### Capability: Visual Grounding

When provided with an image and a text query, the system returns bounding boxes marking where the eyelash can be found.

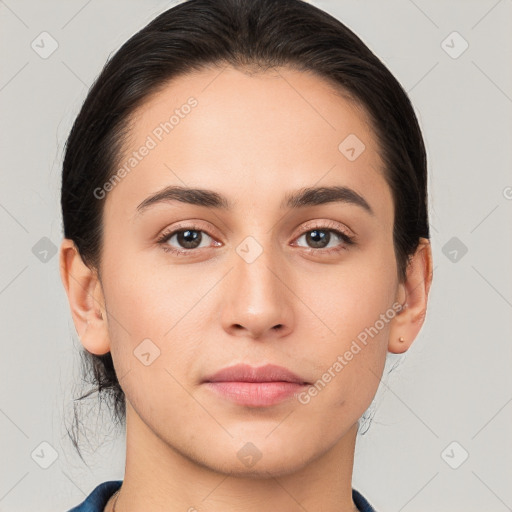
[155,221,356,256]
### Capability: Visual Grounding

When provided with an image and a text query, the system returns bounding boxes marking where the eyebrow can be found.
[135,184,374,216]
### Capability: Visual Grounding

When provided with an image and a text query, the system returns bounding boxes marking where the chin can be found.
[192,435,318,479]
[210,454,314,479]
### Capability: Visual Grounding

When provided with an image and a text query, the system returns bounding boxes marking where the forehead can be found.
[104,65,392,225]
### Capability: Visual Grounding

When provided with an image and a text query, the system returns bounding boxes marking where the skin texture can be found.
[60,65,433,512]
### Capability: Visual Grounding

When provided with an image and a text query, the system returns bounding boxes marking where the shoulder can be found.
[353,488,378,512]
[67,480,123,512]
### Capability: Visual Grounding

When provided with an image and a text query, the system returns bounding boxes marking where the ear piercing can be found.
[399,337,405,342]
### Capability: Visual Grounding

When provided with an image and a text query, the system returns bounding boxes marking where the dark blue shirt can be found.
[67,480,377,511]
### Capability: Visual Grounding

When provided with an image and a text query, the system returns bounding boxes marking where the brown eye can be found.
[172,229,204,249]
[156,225,218,255]
[304,229,332,249]
[293,222,356,255]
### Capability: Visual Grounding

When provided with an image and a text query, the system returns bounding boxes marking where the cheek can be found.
[297,249,397,345]
[101,257,201,419]
[101,251,211,398]
[102,249,196,339]
[292,251,395,407]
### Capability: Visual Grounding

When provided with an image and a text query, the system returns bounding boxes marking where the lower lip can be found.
[204,381,307,407]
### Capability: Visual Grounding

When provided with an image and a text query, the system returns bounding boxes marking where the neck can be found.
[114,401,360,512]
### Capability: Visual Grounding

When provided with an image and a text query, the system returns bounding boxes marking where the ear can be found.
[388,238,433,354]
[59,238,110,355]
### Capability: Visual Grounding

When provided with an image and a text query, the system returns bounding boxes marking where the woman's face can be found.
[98,65,406,475]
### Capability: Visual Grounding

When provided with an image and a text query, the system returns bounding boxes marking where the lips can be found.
[203,363,309,385]
[202,364,310,407]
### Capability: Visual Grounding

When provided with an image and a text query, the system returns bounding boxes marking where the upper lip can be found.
[203,363,308,384]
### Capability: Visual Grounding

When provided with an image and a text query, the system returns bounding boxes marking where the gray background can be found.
[1,0,511,511]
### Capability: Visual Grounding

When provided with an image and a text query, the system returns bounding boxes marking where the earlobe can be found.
[388,238,433,354]
[59,238,111,355]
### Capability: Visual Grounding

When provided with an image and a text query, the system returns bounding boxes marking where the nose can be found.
[220,241,294,340]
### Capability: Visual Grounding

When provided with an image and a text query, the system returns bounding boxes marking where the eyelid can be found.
[156,220,219,240]
[294,219,355,239]
[156,218,356,255]
[157,219,353,242]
